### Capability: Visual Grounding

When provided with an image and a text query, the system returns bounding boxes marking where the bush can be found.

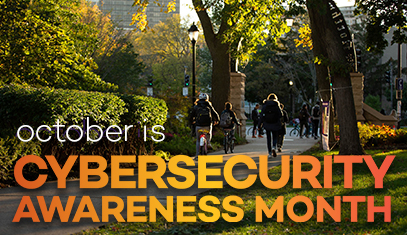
[358,123,395,147]
[0,136,41,184]
[364,94,381,111]
[156,134,195,156]
[357,122,407,148]
[0,84,126,131]
[0,85,168,185]
[119,94,167,127]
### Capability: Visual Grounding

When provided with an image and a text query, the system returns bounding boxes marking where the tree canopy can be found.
[0,0,115,91]
[193,0,293,62]
[78,0,145,93]
[132,14,211,96]
[355,0,407,53]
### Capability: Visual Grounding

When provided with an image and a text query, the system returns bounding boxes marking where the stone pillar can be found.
[230,72,247,138]
[350,72,365,122]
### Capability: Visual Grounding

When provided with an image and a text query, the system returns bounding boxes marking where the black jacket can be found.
[299,108,310,123]
[279,109,289,135]
[191,100,219,126]
[252,108,259,122]
[260,100,283,132]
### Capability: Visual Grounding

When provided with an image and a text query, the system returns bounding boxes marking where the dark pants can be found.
[277,134,285,149]
[312,119,319,137]
[300,121,309,137]
[266,130,279,153]
[258,122,264,135]
[252,120,258,136]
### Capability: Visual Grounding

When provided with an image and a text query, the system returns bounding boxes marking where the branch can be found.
[192,0,216,50]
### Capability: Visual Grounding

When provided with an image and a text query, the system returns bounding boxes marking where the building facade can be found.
[339,5,406,114]
[339,6,406,70]
[91,0,180,29]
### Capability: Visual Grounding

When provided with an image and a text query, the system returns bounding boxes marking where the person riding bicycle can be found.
[190,93,219,159]
[219,102,241,140]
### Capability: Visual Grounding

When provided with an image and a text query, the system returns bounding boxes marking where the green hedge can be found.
[0,84,126,131]
[0,84,168,185]
[119,94,167,126]
[0,136,41,183]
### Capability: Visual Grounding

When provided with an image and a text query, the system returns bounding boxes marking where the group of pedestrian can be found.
[251,95,321,158]
[190,92,321,160]
[298,102,320,139]
[190,93,241,159]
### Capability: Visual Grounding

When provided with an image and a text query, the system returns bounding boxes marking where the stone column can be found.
[230,72,247,138]
[350,72,365,122]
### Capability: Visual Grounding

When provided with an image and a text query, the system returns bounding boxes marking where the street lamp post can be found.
[188,23,199,107]
[289,80,294,119]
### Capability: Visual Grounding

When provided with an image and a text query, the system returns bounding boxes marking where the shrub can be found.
[0,84,126,131]
[156,134,195,156]
[156,93,191,136]
[364,94,381,111]
[119,94,167,127]
[0,136,41,184]
[358,123,395,147]
[334,123,407,149]
[0,85,168,182]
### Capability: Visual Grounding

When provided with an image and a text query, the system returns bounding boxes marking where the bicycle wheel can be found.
[290,128,299,136]
[224,136,229,154]
[246,127,253,136]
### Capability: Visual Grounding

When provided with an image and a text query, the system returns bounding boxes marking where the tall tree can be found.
[130,0,290,111]
[191,0,290,112]
[77,0,145,93]
[0,0,114,91]
[306,0,365,154]
[132,14,211,96]
[243,25,317,113]
[295,22,336,144]
[354,0,407,53]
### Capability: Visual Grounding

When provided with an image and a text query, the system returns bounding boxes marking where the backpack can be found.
[298,109,305,121]
[263,103,281,123]
[219,110,232,127]
[312,106,320,118]
[195,105,212,126]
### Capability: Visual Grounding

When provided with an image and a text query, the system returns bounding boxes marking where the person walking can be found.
[251,104,263,138]
[277,103,289,152]
[299,104,310,138]
[260,93,283,158]
[311,101,320,139]
[190,93,219,159]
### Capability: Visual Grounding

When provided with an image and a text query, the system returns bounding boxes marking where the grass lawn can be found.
[79,149,407,234]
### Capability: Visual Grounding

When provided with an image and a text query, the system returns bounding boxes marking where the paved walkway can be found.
[0,128,318,235]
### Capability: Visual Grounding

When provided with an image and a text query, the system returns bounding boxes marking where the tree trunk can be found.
[193,0,231,113]
[210,45,231,113]
[307,0,365,155]
[307,16,336,145]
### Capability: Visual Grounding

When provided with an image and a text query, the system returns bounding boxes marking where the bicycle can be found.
[289,122,300,136]
[223,128,235,154]
[290,122,313,137]
[246,126,257,136]
[197,129,209,155]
